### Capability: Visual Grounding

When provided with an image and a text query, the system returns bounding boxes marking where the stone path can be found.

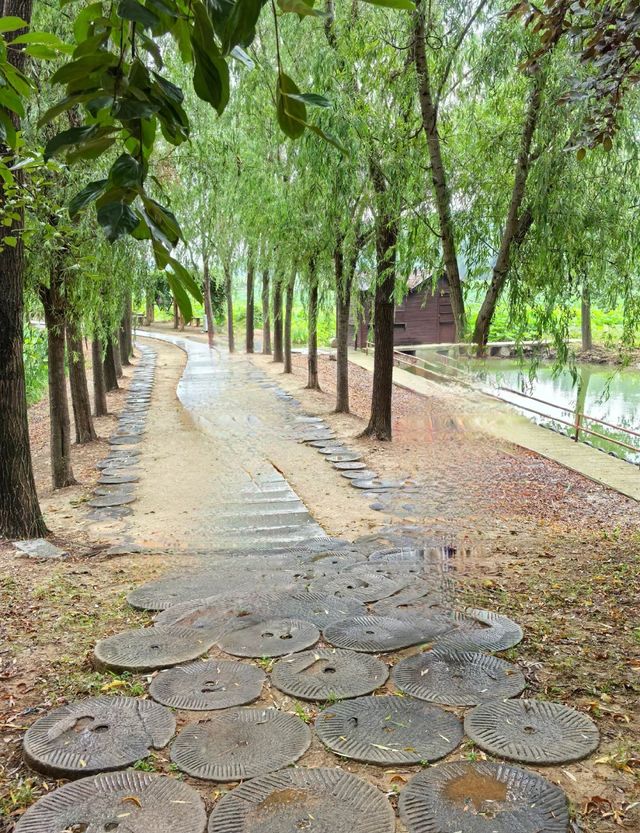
[16,334,603,833]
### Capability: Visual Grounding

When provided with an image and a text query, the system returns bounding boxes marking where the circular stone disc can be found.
[350,479,395,490]
[464,699,600,764]
[171,708,311,781]
[317,445,350,455]
[295,416,324,424]
[99,473,140,485]
[436,608,524,653]
[87,493,136,508]
[323,615,452,653]
[313,572,409,603]
[94,483,136,496]
[97,457,139,469]
[391,651,526,706]
[341,469,378,480]
[218,617,319,657]
[262,590,366,629]
[398,761,569,833]
[334,461,367,471]
[316,695,463,764]
[326,452,363,463]
[94,626,215,672]
[14,770,206,833]
[23,696,175,777]
[109,435,142,445]
[150,659,266,710]
[271,648,388,701]
[207,767,395,833]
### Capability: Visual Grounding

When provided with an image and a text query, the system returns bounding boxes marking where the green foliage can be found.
[23,325,48,405]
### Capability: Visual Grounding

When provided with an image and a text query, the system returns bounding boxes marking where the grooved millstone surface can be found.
[87,493,136,508]
[464,699,600,764]
[171,708,311,781]
[312,572,408,603]
[99,472,140,485]
[14,770,206,833]
[149,659,266,710]
[316,695,463,764]
[23,696,175,777]
[436,608,524,653]
[218,617,319,657]
[271,648,389,701]
[392,651,526,706]
[94,626,215,672]
[326,452,363,463]
[398,761,569,833]
[262,590,366,629]
[324,615,452,653]
[207,767,395,833]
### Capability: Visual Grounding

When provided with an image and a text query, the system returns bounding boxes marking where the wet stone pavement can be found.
[16,334,602,832]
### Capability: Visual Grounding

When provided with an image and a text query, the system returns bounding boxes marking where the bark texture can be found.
[203,257,215,349]
[119,292,133,365]
[92,339,108,416]
[261,269,271,354]
[113,334,123,378]
[145,292,155,325]
[272,277,284,363]
[581,279,593,352]
[245,254,255,353]
[224,261,235,353]
[67,324,97,444]
[334,242,357,414]
[103,338,119,391]
[283,274,295,373]
[306,260,321,391]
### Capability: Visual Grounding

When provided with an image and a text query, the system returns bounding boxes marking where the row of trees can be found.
[1,0,639,539]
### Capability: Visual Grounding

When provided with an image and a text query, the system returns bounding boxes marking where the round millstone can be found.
[398,761,569,833]
[351,478,396,490]
[94,483,136,496]
[271,648,388,701]
[464,699,600,764]
[109,435,143,445]
[334,461,368,471]
[341,469,378,480]
[262,590,366,629]
[323,615,452,653]
[295,416,324,424]
[309,439,337,448]
[97,456,139,469]
[14,770,206,833]
[313,572,409,603]
[94,626,215,672]
[391,650,526,706]
[298,432,336,443]
[150,659,266,711]
[218,617,319,657]
[87,493,136,508]
[99,472,140,485]
[315,695,463,764]
[171,708,311,781]
[23,696,175,777]
[207,767,395,833]
[317,445,350,455]
[326,452,363,463]
[436,608,524,653]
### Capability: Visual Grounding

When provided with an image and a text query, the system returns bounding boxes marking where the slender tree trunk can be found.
[284,273,295,373]
[224,261,235,353]
[41,272,76,489]
[581,278,593,352]
[145,291,154,325]
[92,339,108,416]
[67,324,97,444]
[306,259,321,391]
[261,268,271,355]
[112,333,123,378]
[0,0,47,538]
[473,74,543,348]
[414,1,465,340]
[246,253,255,353]
[361,161,398,440]
[172,299,179,329]
[335,243,356,414]
[103,338,119,391]
[203,256,215,349]
[119,292,133,364]
[272,276,284,363]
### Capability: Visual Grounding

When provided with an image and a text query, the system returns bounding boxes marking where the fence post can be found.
[574,411,582,443]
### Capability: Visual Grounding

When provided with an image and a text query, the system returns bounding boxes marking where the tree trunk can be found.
[67,324,97,444]
[414,1,465,340]
[145,291,154,325]
[0,0,47,538]
[172,299,179,329]
[335,243,355,414]
[119,292,133,365]
[284,273,295,373]
[41,273,76,489]
[224,261,235,353]
[203,256,215,349]
[361,161,397,440]
[246,252,255,353]
[261,268,271,355]
[272,276,284,362]
[581,279,593,352]
[306,259,321,391]
[472,74,543,348]
[112,333,123,377]
[103,338,119,391]
[92,339,108,416]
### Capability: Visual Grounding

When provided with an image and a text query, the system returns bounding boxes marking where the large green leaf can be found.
[142,196,182,247]
[0,87,25,118]
[168,256,203,302]
[285,92,331,108]
[66,133,116,162]
[69,178,108,218]
[192,39,229,115]
[277,0,323,19]
[277,72,306,139]
[97,201,140,242]
[11,31,73,53]
[166,270,193,322]
[109,153,141,187]
[117,0,161,30]
[50,52,118,85]
[0,17,28,33]
[361,0,415,8]
[0,110,17,149]
[44,124,97,159]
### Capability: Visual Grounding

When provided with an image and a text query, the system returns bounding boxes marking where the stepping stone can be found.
[88,493,136,508]
[464,699,599,764]
[14,539,66,559]
[317,445,350,455]
[14,771,206,833]
[341,469,378,480]
[398,761,568,833]
[171,708,310,781]
[312,572,409,603]
[150,659,266,711]
[271,648,388,701]
[315,695,463,764]
[323,614,452,653]
[94,483,136,496]
[153,597,257,636]
[261,590,366,629]
[391,650,526,706]
[23,696,175,777]
[207,767,395,833]
[309,439,337,448]
[94,626,216,672]
[298,550,366,568]
[294,416,325,423]
[334,461,367,471]
[97,457,139,469]
[436,608,524,653]
[326,452,363,463]
[109,435,142,445]
[99,473,140,485]
[371,502,386,511]
[351,479,396,491]
[218,617,320,657]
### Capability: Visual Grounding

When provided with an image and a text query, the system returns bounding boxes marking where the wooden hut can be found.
[353,272,455,348]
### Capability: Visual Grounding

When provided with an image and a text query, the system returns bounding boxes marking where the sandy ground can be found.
[1,329,638,832]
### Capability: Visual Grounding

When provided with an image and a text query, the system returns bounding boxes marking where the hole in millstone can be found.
[150,645,160,650]
[72,717,95,733]
[365,630,375,635]
[451,673,464,681]
[104,822,120,831]
[523,725,536,734]
[279,633,293,640]
[323,667,336,674]
[70,824,89,833]
[347,716,358,729]
[201,680,221,693]
[262,632,275,639]
[91,724,110,733]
